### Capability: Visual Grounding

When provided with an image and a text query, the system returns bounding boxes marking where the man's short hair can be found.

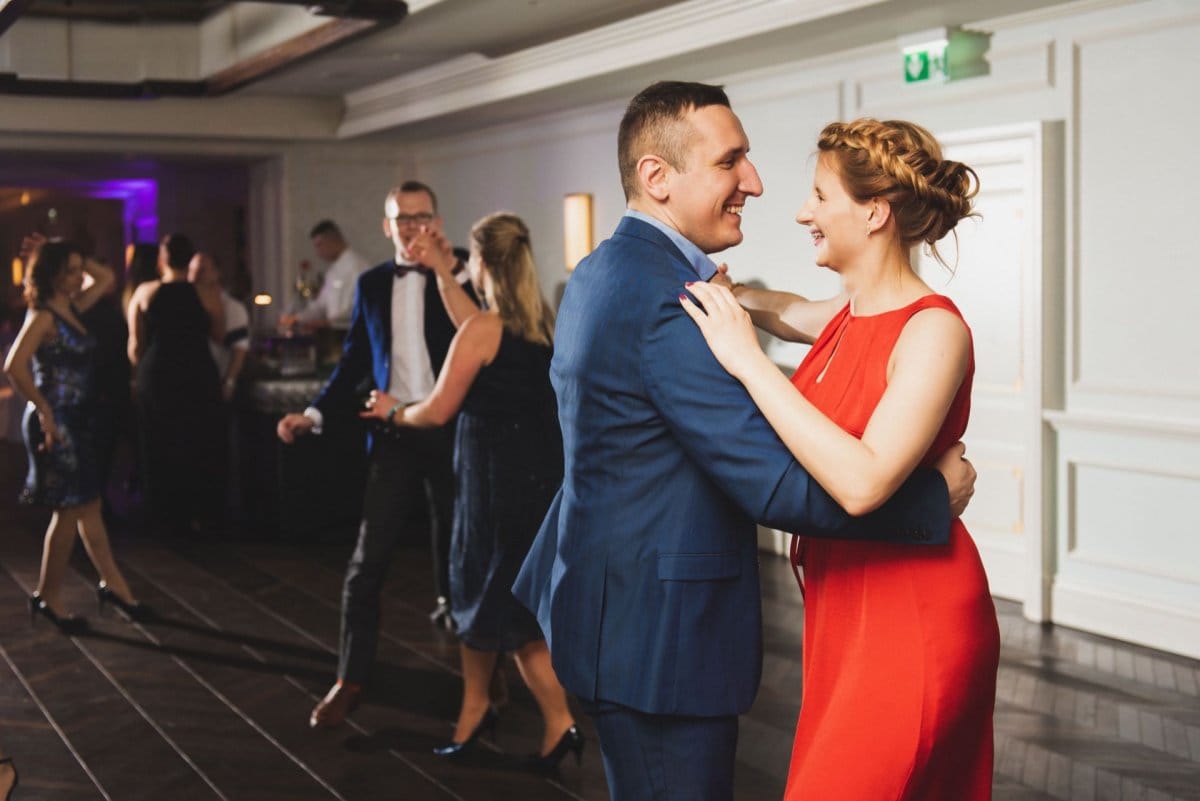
[617,81,731,201]
[309,220,343,240]
[160,232,196,270]
[385,180,439,214]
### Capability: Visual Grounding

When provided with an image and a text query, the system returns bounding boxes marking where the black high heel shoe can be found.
[433,707,498,757]
[97,582,153,622]
[526,724,585,773]
[28,593,88,634]
[0,755,17,801]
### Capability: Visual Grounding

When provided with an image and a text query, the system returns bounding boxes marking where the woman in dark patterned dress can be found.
[361,213,582,771]
[4,239,146,631]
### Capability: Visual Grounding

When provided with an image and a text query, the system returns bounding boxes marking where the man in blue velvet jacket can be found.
[277,181,475,729]
[513,82,976,800]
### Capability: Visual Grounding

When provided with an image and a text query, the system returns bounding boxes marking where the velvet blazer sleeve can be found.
[311,269,375,420]
[642,285,951,544]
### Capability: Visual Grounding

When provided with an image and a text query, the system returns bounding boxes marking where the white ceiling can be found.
[244,0,692,97]
[0,0,1091,140]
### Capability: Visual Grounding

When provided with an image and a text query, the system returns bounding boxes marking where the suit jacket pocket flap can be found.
[657,552,741,581]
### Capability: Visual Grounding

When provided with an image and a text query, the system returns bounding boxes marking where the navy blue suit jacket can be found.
[513,216,949,717]
[312,254,471,439]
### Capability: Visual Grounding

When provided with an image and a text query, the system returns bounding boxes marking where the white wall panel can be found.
[1072,16,1200,413]
[1051,419,1200,658]
[1070,462,1200,582]
[278,144,416,308]
[416,103,627,305]
[854,36,1056,116]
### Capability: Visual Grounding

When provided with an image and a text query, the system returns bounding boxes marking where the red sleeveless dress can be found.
[784,295,999,801]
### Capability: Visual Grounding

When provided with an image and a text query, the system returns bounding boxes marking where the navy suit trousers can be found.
[581,699,739,801]
[338,427,453,683]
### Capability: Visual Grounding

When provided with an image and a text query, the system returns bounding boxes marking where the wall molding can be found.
[1053,578,1200,660]
[1063,458,1200,584]
[1046,409,1200,437]
[851,38,1055,116]
[1066,5,1200,399]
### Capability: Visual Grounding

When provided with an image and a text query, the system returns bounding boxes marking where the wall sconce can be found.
[563,193,594,272]
[251,293,273,335]
[11,257,23,287]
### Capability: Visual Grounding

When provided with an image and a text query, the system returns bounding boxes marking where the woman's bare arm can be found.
[126,283,152,366]
[682,282,968,515]
[74,257,115,314]
[3,311,62,448]
[360,313,502,429]
[731,285,847,344]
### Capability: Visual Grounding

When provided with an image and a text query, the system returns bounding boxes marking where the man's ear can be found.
[637,155,671,202]
[382,218,392,238]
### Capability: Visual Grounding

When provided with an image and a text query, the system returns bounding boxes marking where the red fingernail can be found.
[678,293,688,301]
[685,281,695,286]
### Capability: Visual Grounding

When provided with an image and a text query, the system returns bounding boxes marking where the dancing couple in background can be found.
[279,185,580,769]
[514,81,999,800]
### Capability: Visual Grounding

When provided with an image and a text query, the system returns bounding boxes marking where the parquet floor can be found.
[0,442,1197,800]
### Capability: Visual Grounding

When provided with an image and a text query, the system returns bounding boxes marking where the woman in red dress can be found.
[681,118,1000,800]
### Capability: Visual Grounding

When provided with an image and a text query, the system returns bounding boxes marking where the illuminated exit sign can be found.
[904,45,945,83]
[901,27,990,84]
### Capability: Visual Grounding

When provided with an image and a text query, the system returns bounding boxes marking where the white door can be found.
[916,122,1058,620]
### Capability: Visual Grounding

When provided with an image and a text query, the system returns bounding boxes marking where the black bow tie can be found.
[394,262,430,278]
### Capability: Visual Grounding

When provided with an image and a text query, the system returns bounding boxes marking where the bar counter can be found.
[240,373,367,542]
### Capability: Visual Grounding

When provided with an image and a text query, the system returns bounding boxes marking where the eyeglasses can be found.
[387,212,435,226]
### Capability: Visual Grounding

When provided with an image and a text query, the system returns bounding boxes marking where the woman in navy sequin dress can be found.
[4,240,144,630]
[361,213,581,770]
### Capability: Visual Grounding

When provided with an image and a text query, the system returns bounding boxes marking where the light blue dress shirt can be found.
[623,209,718,281]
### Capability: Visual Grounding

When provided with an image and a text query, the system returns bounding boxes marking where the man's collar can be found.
[623,209,717,280]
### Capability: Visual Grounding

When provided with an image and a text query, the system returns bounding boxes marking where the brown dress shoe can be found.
[309,681,361,729]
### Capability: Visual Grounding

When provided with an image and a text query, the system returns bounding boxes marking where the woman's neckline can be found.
[44,301,89,336]
[847,292,939,320]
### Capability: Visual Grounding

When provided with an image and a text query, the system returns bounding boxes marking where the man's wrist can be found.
[302,406,324,434]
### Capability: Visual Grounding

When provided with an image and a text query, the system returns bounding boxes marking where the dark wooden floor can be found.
[1,443,1198,800]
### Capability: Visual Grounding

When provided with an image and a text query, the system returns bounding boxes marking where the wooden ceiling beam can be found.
[204,17,384,96]
[0,5,405,99]
[0,0,38,39]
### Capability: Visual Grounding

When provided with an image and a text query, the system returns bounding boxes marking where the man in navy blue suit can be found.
[513,82,977,799]
[277,181,476,729]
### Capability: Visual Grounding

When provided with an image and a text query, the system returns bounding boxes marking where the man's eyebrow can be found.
[715,145,747,162]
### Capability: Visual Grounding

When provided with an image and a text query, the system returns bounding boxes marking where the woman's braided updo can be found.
[818,118,978,267]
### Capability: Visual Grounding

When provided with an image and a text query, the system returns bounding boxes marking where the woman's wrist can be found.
[385,402,405,424]
[735,348,775,385]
